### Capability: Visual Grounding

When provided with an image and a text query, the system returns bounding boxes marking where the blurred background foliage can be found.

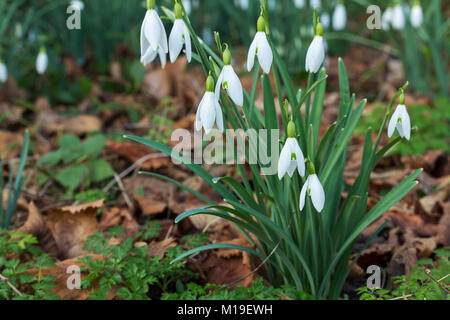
[0,0,448,100]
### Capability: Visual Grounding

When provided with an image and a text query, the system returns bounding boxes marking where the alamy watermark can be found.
[171,128,281,176]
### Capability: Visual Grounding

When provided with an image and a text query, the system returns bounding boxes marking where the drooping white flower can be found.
[36,48,48,75]
[305,23,325,73]
[195,74,224,134]
[169,3,191,63]
[278,122,305,180]
[235,0,249,10]
[391,4,405,30]
[388,94,411,140]
[247,16,273,74]
[215,47,243,107]
[294,0,305,9]
[382,7,393,30]
[410,1,423,28]
[310,0,321,10]
[268,0,276,10]
[183,0,191,15]
[140,1,168,67]
[299,173,325,212]
[70,0,84,11]
[320,13,330,30]
[0,61,7,83]
[332,2,347,31]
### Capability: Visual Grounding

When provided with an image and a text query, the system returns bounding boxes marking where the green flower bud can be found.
[306,160,316,175]
[223,46,231,65]
[287,121,296,138]
[315,23,323,36]
[174,3,183,19]
[257,16,265,32]
[206,73,214,92]
[399,92,405,105]
[147,0,155,10]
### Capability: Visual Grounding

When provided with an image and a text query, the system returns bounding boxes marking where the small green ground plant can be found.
[357,248,450,300]
[37,133,114,194]
[0,230,59,300]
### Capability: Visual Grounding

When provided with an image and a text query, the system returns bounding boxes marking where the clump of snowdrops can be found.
[125,0,421,299]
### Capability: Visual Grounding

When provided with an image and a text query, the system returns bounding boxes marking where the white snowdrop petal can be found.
[183,22,192,62]
[169,20,184,63]
[293,144,306,177]
[299,178,309,211]
[392,5,405,30]
[332,4,347,31]
[411,5,423,27]
[305,36,324,73]
[0,63,7,83]
[158,47,167,68]
[387,107,400,138]
[256,32,273,74]
[215,70,224,100]
[247,36,258,72]
[310,174,325,212]
[398,105,411,141]
[200,92,216,134]
[224,66,243,107]
[36,52,48,75]
[140,12,150,57]
[278,143,291,179]
[195,94,206,132]
[215,99,224,133]
[146,10,162,51]
[157,13,169,53]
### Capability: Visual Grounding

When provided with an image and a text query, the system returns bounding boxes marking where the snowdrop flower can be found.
[320,13,330,30]
[332,1,347,31]
[294,0,305,9]
[310,0,321,10]
[70,0,84,11]
[0,61,7,83]
[305,23,325,73]
[388,93,411,141]
[140,0,168,67]
[382,7,393,30]
[410,1,423,28]
[391,3,405,30]
[300,162,325,212]
[183,0,191,15]
[278,121,305,180]
[215,46,243,107]
[235,0,248,10]
[169,3,191,63]
[195,74,224,134]
[247,16,273,74]
[36,47,48,75]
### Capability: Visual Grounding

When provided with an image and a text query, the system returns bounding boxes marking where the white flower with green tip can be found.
[169,3,192,63]
[215,47,243,107]
[196,74,224,134]
[247,16,273,74]
[410,1,423,28]
[305,23,325,74]
[388,93,411,141]
[332,1,347,31]
[300,162,325,212]
[36,47,48,75]
[140,0,168,67]
[278,121,305,180]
